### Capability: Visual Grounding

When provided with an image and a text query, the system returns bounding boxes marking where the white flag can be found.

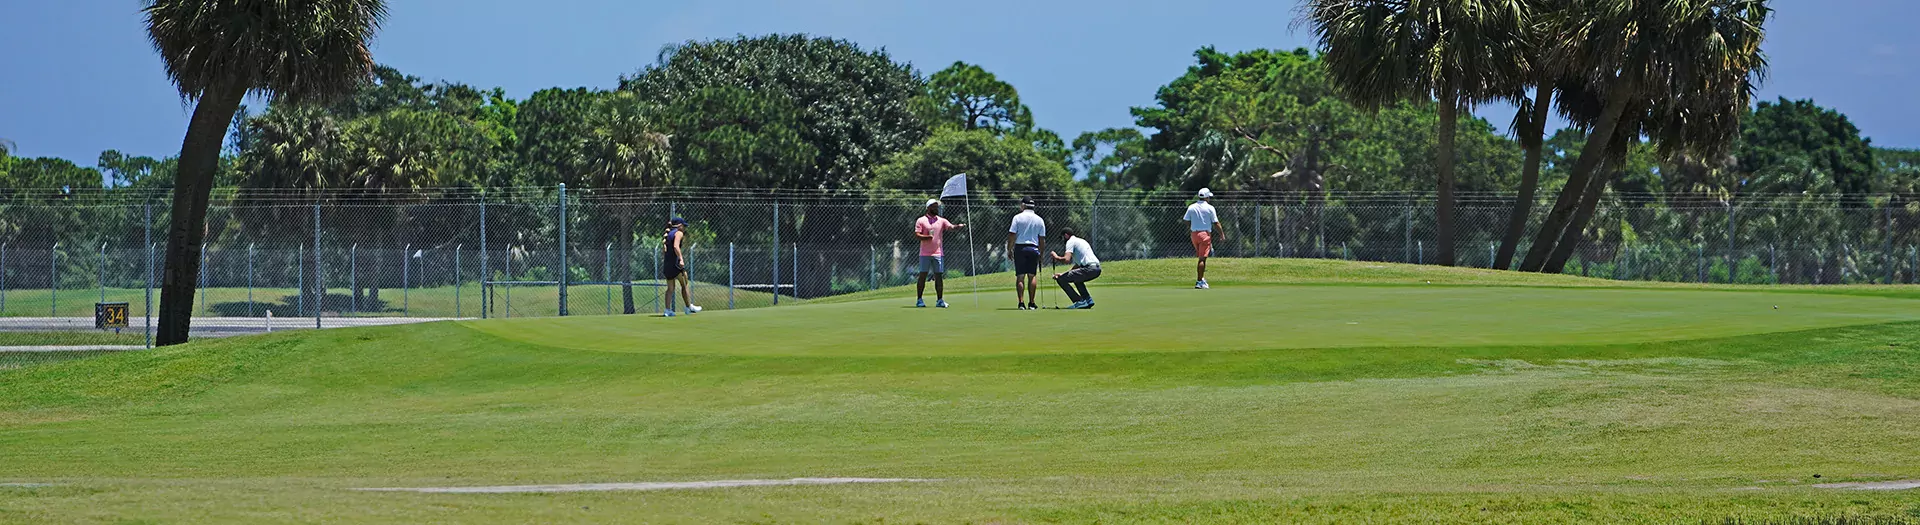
[940,174,968,198]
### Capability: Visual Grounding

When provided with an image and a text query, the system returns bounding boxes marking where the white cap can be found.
[1197,188,1213,199]
[926,198,941,207]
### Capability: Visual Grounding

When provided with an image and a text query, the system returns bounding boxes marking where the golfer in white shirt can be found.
[1006,197,1046,310]
[1049,228,1101,309]
[1184,188,1222,289]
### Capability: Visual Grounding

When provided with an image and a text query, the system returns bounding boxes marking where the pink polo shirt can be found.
[915,215,956,257]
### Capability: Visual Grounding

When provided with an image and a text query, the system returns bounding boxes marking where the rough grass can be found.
[3,259,1920,523]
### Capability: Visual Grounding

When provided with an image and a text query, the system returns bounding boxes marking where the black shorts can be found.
[663,261,685,280]
[1014,245,1041,275]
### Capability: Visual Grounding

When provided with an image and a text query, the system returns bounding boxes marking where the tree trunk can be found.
[1434,87,1460,266]
[157,82,244,346]
[1542,165,1616,274]
[620,215,637,315]
[1495,84,1553,270]
[622,227,637,311]
[1521,75,1633,272]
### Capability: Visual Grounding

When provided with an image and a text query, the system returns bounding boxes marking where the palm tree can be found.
[579,90,672,314]
[143,0,386,345]
[1492,0,1572,270]
[1302,0,1531,266]
[1519,0,1768,272]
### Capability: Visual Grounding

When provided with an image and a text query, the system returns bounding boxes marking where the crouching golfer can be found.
[1050,228,1101,309]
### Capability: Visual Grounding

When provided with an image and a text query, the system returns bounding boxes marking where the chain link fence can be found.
[1,187,1916,347]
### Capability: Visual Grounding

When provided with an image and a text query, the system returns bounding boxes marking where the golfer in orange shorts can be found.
[1184,188,1221,289]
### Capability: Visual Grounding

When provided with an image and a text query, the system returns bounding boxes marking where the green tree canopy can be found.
[621,34,928,189]
[924,61,1031,133]
[872,129,1074,196]
[1737,98,1875,196]
[1125,47,1518,195]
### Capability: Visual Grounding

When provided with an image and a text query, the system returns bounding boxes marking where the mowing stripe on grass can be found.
[355,477,938,493]
[1814,480,1920,491]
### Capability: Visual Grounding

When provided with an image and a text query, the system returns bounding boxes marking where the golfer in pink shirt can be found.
[914,199,967,308]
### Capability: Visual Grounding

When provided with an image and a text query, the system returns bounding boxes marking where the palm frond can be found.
[144,0,387,103]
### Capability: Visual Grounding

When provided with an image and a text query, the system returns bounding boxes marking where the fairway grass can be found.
[4,259,1920,523]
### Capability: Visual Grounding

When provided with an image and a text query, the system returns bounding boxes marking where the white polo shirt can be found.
[1008,209,1046,245]
[1184,201,1218,232]
[1062,236,1099,267]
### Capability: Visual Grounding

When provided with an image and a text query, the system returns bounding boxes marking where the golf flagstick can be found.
[940,174,976,307]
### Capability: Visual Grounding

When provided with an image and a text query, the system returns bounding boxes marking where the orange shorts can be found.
[1191,231,1213,258]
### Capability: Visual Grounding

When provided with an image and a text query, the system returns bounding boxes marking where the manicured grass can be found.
[0,331,144,347]
[3,259,1920,523]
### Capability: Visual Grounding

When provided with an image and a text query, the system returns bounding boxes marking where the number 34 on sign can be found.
[96,302,130,331]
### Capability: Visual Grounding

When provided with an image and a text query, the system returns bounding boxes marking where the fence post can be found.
[402,242,411,317]
[1910,245,1917,285]
[1726,204,1737,283]
[728,242,735,310]
[1403,204,1412,263]
[651,243,659,314]
[247,243,255,316]
[479,198,488,319]
[1255,202,1262,258]
[557,183,568,316]
[297,246,305,317]
[1488,242,1496,269]
[454,244,462,318]
[51,242,58,317]
[1091,194,1101,247]
[1768,243,1777,284]
[98,242,107,304]
[144,243,154,348]
[869,244,876,291]
[1342,242,1349,261]
[142,203,154,346]
[313,202,321,329]
[349,243,357,316]
[1,242,7,313]
[1884,204,1895,284]
[605,243,613,315]
[198,242,207,315]
[1317,205,1326,258]
[504,243,513,318]
[772,202,780,306]
[1696,243,1706,283]
[1417,241,1423,265]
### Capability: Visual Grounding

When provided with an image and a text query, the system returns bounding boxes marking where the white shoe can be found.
[687,305,703,314]
[1196,280,1210,289]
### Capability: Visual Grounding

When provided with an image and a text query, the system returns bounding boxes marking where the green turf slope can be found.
[3,259,1920,524]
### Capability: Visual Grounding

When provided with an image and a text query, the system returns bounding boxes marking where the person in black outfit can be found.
[663,217,701,316]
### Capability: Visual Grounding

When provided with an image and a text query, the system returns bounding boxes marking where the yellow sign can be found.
[96,303,130,330]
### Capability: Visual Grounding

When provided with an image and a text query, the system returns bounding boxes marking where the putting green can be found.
[470,284,1920,356]
[8,259,1920,523]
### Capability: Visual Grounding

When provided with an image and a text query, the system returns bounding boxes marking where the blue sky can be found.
[1,0,1913,166]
